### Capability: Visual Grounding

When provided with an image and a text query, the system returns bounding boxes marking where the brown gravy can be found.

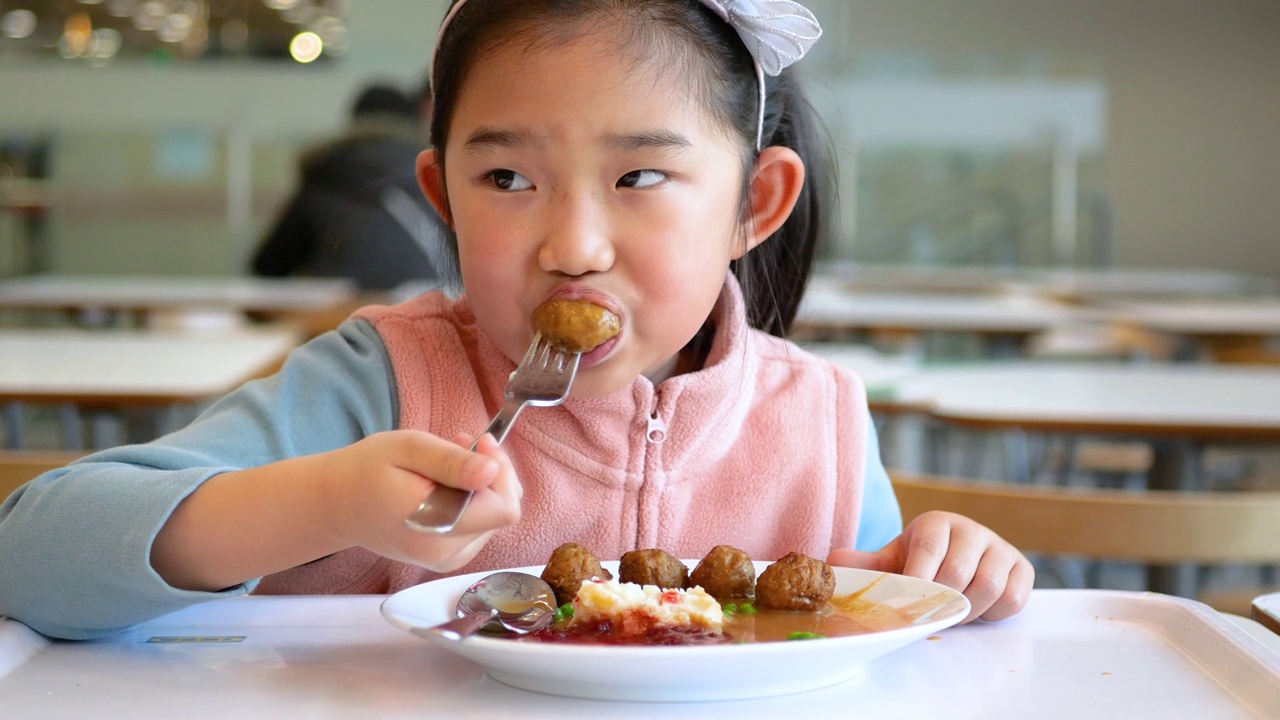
[518,586,958,646]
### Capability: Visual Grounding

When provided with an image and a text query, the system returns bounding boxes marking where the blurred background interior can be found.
[1,1,1279,611]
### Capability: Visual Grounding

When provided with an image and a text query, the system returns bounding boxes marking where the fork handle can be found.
[403,399,528,534]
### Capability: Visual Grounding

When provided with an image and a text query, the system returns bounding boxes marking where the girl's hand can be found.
[827,511,1034,623]
[320,429,521,573]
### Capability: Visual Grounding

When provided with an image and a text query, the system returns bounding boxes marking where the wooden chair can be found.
[0,450,84,502]
[891,473,1280,613]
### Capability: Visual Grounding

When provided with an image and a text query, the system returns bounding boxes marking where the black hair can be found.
[429,0,830,338]
[350,83,419,122]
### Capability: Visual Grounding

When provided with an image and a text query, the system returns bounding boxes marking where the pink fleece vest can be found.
[254,277,868,595]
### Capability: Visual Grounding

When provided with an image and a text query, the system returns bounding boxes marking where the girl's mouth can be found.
[577,335,619,369]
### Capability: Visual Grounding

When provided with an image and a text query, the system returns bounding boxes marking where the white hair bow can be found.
[699,0,823,77]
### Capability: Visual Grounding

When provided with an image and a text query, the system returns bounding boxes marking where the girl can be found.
[0,0,1031,640]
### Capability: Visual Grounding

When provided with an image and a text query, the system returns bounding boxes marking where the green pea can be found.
[738,602,757,615]
[786,631,825,641]
[553,602,574,623]
[722,603,738,614]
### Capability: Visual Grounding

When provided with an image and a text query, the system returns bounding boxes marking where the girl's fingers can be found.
[931,524,987,593]
[474,433,522,503]
[899,515,951,581]
[423,434,520,539]
[396,432,499,493]
[979,555,1035,622]
[959,546,1015,623]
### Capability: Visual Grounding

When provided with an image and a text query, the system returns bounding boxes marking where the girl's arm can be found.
[851,417,902,551]
[0,319,494,638]
[149,429,514,593]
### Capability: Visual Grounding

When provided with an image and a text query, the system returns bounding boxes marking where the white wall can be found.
[2,0,1277,283]
[822,0,1280,281]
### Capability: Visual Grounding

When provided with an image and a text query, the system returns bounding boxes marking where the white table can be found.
[1092,298,1280,362]
[1100,299,1280,337]
[914,362,1280,443]
[0,274,357,328]
[795,277,1087,361]
[797,276,1084,336]
[1027,268,1278,299]
[817,263,1278,299]
[0,325,301,448]
[1,591,1276,718]
[1254,592,1280,637]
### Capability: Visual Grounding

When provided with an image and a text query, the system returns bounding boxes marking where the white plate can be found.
[380,561,970,702]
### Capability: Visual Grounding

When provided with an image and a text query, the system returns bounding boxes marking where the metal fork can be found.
[404,334,580,534]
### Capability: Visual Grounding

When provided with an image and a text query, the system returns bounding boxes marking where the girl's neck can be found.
[646,321,717,385]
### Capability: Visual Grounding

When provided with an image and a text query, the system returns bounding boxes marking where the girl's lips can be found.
[538,286,623,323]
[578,335,618,369]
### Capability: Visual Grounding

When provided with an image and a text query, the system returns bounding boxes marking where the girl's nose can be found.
[537,194,615,276]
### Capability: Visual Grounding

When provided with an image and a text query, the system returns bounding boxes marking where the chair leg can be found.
[1004,429,1031,484]
[4,402,26,450]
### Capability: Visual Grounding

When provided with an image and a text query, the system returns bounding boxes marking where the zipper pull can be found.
[646,413,667,444]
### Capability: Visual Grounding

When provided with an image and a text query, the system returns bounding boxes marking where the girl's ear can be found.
[736,146,806,259]
[415,148,452,226]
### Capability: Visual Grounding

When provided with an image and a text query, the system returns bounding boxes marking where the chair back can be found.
[0,450,84,502]
[891,474,1280,564]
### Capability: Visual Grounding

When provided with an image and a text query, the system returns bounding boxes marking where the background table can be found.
[796,276,1085,335]
[0,274,356,329]
[1095,297,1280,363]
[1,591,1276,719]
[1254,592,1280,636]
[904,361,1280,597]
[816,263,1278,299]
[0,325,300,448]
[916,362,1280,445]
[794,276,1087,359]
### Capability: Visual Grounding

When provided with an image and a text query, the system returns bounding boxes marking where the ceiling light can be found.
[1,10,38,40]
[289,30,322,63]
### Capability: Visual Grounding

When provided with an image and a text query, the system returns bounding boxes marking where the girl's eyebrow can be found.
[463,127,539,152]
[461,127,691,154]
[605,130,692,153]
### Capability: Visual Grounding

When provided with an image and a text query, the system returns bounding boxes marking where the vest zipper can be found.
[646,412,668,444]
[636,391,666,548]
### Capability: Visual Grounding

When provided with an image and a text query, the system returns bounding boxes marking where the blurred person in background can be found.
[250,81,448,292]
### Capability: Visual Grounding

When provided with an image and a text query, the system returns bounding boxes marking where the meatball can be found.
[541,543,613,606]
[755,552,836,612]
[689,545,756,600]
[618,548,690,589]
[531,298,620,353]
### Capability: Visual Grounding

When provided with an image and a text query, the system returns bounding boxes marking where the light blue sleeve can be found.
[0,319,398,640]
[854,415,902,551]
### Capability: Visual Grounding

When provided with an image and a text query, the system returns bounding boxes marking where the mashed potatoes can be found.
[572,578,723,633]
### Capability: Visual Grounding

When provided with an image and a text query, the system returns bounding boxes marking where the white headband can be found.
[429,0,822,150]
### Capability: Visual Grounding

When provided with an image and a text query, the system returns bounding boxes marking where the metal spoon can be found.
[414,571,558,642]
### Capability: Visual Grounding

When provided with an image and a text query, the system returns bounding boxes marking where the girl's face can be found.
[428,27,750,398]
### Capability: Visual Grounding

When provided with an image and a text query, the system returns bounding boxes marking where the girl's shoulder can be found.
[354,288,465,326]
[749,331,868,403]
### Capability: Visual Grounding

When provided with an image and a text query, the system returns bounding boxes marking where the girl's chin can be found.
[566,374,626,400]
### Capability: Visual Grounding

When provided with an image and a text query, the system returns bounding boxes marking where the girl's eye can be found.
[617,169,667,189]
[483,169,533,192]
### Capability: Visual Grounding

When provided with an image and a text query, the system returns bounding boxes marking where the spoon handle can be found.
[414,609,497,642]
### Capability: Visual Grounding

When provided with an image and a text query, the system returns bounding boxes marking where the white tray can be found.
[1,590,1277,719]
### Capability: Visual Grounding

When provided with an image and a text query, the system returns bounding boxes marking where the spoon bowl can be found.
[414,571,557,641]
